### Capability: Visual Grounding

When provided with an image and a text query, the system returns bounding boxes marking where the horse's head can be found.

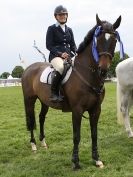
[93,14,122,77]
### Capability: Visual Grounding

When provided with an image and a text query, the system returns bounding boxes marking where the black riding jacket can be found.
[46,24,77,62]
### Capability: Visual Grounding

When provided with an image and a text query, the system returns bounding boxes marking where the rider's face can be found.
[55,13,68,24]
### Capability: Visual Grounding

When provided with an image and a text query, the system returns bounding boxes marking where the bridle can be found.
[92,26,124,62]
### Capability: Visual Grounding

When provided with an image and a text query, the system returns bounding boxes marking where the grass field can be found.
[0,83,133,177]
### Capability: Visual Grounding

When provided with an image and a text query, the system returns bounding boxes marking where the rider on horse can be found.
[46,5,77,102]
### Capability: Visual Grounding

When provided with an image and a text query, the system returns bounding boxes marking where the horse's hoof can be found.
[96,160,104,168]
[128,132,133,138]
[72,163,81,170]
[43,144,48,149]
[31,142,37,151]
[41,139,48,149]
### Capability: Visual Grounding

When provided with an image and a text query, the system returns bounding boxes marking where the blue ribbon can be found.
[92,26,125,62]
[92,26,101,62]
[115,31,125,60]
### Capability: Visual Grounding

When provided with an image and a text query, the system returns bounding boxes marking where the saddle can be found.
[40,59,74,85]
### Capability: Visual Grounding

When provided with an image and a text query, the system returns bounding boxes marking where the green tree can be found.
[0,72,10,79]
[108,51,129,77]
[12,66,24,78]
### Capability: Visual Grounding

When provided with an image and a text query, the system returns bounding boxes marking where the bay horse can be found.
[22,14,122,169]
[116,57,133,138]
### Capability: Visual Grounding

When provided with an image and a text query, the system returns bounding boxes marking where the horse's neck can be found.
[75,45,97,70]
[74,45,102,86]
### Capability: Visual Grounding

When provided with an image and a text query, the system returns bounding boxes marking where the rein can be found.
[72,64,104,96]
[72,61,104,119]
[74,59,98,73]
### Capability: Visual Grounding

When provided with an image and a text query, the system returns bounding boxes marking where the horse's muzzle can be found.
[98,67,108,78]
[99,53,112,70]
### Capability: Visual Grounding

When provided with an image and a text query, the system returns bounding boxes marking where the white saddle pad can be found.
[40,66,72,85]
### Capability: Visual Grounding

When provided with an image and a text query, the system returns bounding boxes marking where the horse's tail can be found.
[116,79,124,124]
[23,96,37,131]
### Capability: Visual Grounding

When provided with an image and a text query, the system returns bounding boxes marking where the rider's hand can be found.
[61,52,70,60]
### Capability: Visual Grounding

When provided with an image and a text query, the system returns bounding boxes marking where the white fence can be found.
[0,78,21,87]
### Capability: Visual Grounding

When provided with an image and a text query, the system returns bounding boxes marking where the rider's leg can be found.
[50,57,64,102]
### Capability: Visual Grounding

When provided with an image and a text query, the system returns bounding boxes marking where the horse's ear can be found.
[113,15,121,30]
[96,14,102,26]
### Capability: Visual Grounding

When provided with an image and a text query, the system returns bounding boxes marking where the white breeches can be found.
[51,57,64,74]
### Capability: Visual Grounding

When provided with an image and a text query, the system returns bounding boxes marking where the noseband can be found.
[99,52,112,59]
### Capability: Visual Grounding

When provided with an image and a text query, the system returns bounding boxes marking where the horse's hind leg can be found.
[24,96,37,151]
[39,101,49,148]
[121,90,133,138]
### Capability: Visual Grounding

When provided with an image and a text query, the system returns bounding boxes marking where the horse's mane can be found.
[77,21,109,54]
[77,25,98,54]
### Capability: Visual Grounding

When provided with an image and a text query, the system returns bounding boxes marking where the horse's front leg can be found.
[120,91,133,138]
[89,108,104,168]
[71,110,82,170]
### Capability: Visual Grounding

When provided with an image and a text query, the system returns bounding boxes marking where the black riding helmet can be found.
[54,5,68,16]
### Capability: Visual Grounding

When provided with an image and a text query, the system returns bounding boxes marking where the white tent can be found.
[7,75,13,79]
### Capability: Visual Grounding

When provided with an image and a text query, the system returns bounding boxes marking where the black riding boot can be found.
[50,71,63,102]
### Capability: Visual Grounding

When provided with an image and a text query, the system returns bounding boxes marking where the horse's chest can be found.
[80,93,101,110]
